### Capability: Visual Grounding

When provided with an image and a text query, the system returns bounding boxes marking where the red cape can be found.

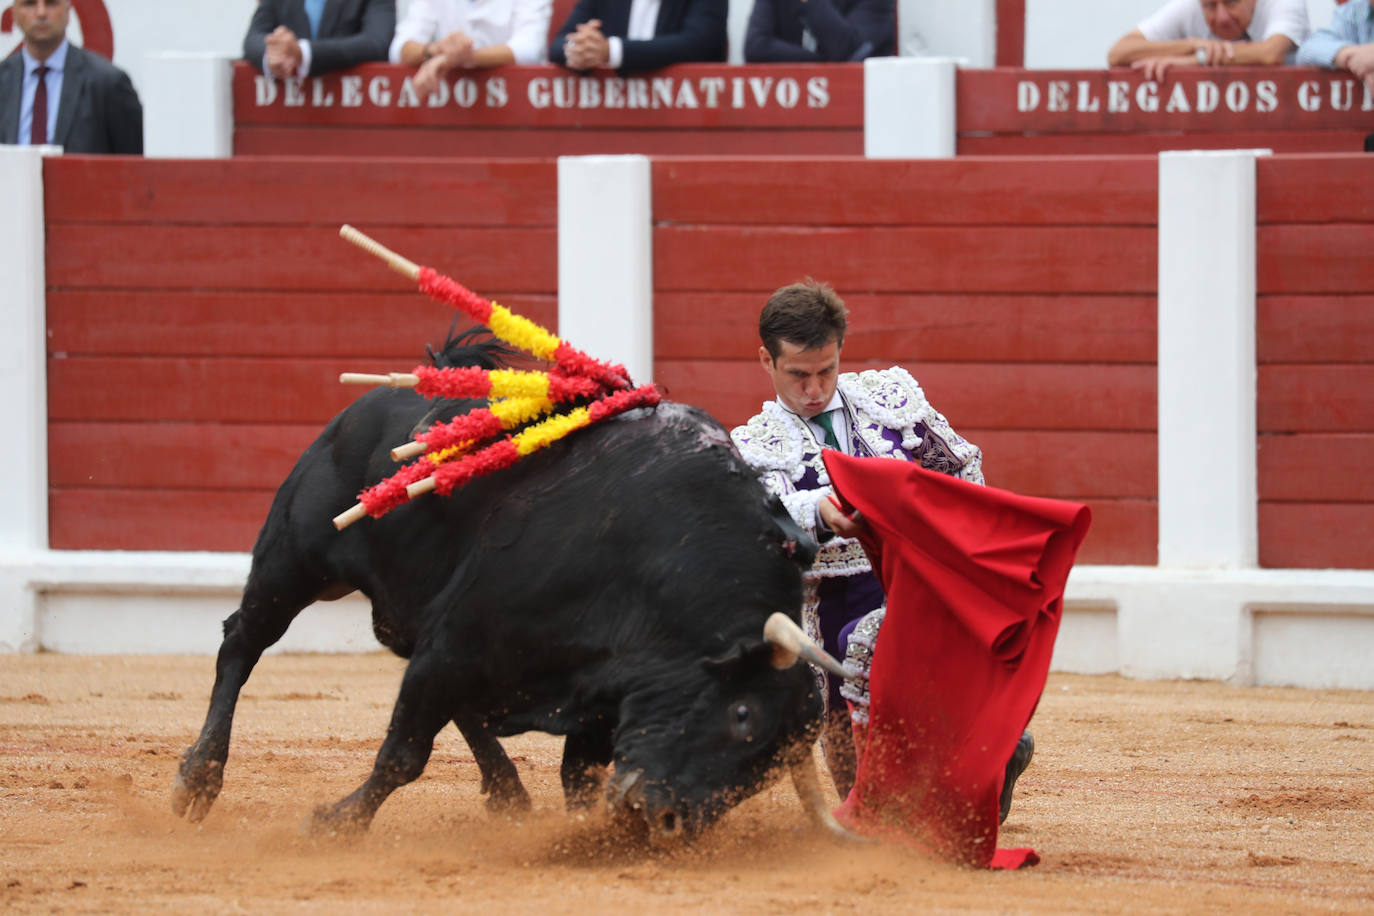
[824,452,1091,870]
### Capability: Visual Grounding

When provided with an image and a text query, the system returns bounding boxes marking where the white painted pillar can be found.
[143,53,234,158]
[557,156,654,385]
[1157,150,1267,569]
[863,57,958,159]
[0,146,53,652]
[897,0,994,64]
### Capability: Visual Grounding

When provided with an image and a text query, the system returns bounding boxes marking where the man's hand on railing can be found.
[1193,39,1237,66]
[1131,54,1191,81]
[564,19,611,71]
[1335,43,1374,95]
[264,26,304,80]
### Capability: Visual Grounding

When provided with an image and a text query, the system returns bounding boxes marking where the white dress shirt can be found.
[390,0,553,66]
[774,391,851,456]
[605,0,661,68]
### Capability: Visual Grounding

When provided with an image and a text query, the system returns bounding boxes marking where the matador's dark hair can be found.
[758,278,849,358]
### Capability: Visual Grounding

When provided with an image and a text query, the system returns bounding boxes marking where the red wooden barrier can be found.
[43,154,1372,568]
[651,157,1160,565]
[960,68,1374,155]
[232,62,864,157]
[44,156,559,551]
[1256,154,1374,569]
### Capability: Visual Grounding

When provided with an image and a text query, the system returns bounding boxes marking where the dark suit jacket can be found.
[243,0,396,75]
[0,44,143,154]
[744,0,893,63]
[548,0,727,72]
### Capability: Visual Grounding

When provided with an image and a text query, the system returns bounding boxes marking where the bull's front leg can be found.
[453,716,531,814]
[561,725,614,811]
[309,653,454,837]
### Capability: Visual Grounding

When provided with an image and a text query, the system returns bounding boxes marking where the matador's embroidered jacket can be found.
[730,366,984,707]
[731,366,984,577]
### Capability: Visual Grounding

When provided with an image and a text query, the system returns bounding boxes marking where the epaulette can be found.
[838,367,931,451]
[730,400,810,476]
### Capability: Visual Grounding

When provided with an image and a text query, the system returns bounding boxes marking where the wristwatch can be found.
[1195,46,1208,65]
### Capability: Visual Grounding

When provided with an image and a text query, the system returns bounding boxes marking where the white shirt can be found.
[390,0,553,66]
[1139,0,1309,61]
[605,0,661,69]
[776,391,849,532]
[775,392,851,456]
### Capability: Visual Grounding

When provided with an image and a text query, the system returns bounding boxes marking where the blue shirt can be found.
[19,40,67,146]
[1296,0,1374,67]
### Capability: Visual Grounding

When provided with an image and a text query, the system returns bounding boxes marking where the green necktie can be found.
[814,409,841,450]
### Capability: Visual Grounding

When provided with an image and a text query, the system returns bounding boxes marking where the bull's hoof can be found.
[171,755,223,823]
[484,784,533,816]
[306,803,370,840]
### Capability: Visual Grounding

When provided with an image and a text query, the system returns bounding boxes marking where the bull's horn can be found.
[763,612,853,680]
[789,755,868,844]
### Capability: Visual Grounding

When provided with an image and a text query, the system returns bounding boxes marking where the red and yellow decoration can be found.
[331,226,661,530]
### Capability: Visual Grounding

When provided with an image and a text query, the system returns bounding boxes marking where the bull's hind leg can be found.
[172,569,347,822]
[454,718,532,813]
[309,651,455,836]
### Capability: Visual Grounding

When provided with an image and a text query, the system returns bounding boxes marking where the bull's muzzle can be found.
[607,766,687,843]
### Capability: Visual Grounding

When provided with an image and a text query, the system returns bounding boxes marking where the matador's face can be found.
[759,338,841,419]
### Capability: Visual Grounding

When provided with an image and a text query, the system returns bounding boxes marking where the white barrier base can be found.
[3,551,1373,690]
[1,550,372,655]
[1060,565,1374,690]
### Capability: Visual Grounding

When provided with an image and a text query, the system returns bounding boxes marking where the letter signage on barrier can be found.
[965,69,1374,131]
[234,64,856,128]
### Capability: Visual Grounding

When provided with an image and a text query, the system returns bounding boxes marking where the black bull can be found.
[173,339,843,840]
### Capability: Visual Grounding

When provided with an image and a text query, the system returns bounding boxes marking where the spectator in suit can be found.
[1296,0,1374,94]
[744,0,894,63]
[244,0,396,80]
[390,0,553,97]
[1108,0,1308,81]
[549,0,726,73]
[0,0,142,154]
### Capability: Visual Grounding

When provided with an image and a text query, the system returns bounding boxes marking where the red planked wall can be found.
[1256,154,1374,569]
[46,155,1372,567]
[650,157,1160,565]
[44,156,558,551]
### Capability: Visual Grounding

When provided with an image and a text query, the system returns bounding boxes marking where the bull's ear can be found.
[767,496,817,568]
[701,638,774,678]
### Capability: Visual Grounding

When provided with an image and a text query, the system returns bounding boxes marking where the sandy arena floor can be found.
[1,652,1371,913]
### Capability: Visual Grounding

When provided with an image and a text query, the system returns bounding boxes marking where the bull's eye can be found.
[729,703,754,742]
